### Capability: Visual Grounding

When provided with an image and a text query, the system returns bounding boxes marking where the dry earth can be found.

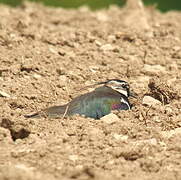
[0,1,181,180]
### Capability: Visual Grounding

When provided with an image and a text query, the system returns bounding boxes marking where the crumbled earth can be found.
[0,2,181,180]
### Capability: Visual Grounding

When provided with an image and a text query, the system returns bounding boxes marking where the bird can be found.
[25,79,137,119]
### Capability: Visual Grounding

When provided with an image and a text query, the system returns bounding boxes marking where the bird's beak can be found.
[129,89,138,98]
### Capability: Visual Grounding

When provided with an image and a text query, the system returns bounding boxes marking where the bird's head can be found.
[98,79,137,98]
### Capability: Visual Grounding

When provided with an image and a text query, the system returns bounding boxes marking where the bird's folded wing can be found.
[24,105,67,118]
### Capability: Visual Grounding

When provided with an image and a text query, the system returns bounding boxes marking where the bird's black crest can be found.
[97,79,128,85]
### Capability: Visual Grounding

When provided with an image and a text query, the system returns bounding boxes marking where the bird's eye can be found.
[122,84,128,88]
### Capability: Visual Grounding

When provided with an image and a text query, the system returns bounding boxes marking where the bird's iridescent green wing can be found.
[66,86,126,119]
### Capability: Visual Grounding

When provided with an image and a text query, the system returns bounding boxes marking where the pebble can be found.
[152,116,161,123]
[100,44,115,51]
[68,155,79,162]
[14,164,35,171]
[0,90,11,98]
[101,113,119,124]
[133,138,157,146]
[142,96,162,106]
[95,40,102,46]
[32,73,41,79]
[107,35,116,43]
[143,64,166,74]
[49,47,57,54]
[172,46,181,51]
[113,133,128,142]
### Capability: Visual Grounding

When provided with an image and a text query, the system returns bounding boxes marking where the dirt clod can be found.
[147,78,180,104]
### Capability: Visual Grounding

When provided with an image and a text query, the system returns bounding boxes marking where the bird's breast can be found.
[111,102,130,110]
[111,103,122,110]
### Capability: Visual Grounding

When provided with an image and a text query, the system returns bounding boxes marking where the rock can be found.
[142,96,162,106]
[14,164,35,171]
[66,51,76,58]
[95,40,102,46]
[0,90,11,98]
[152,116,161,123]
[49,47,57,54]
[89,65,99,73]
[101,113,119,124]
[58,48,66,56]
[107,35,116,43]
[172,46,181,51]
[32,73,41,79]
[58,75,67,82]
[113,133,128,142]
[132,138,157,146]
[147,138,157,146]
[68,155,79,162]
[100,44,114,51]
[143,64,166,75]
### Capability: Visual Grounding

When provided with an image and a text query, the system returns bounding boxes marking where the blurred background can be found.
[0,0,181,11]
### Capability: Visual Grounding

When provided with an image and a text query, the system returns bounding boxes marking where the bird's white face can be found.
[105,80,130,97]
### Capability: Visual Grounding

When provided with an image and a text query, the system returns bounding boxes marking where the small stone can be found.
[113,133,128,142]
[148,138,157,146]
[153,116,161,123]
[58,49,66,56]
[100,44,114,51]
[67,51,76,58]
[101,113,119,124]
[107,35,116,43]
[15,164,35,171]
[69,155,78,162]
[89,65,99,73]
[172,46,181,51]
[58,75,67,82]
[0,90,11,98]
[32,73,41,79]
[107,160,115,165]
[49,47,57,54]
[95,40,102,47]
[143,64,166,74]
[142,96,162,106]
[134,138,157,146]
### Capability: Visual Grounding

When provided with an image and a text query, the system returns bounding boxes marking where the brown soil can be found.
[0,2,181,180]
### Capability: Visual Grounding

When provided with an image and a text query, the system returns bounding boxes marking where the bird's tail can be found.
[24,105,68,118]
